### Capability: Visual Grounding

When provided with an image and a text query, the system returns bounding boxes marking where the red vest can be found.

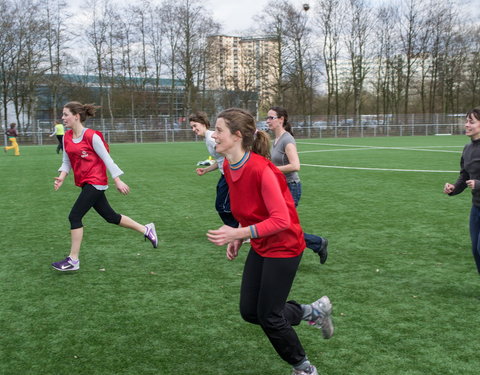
[224,152,305,258]
[64,128,109,187]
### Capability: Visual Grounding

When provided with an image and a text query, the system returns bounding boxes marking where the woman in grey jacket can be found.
[444,108,480,274]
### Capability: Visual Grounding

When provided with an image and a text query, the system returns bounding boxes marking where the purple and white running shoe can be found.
[52,256,80,271]
[144,223,158,248]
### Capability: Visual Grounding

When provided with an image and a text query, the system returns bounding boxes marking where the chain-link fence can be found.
[12,113,466,146]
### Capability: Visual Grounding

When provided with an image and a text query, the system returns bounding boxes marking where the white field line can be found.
[297,142,463,154]
[300,163,458,173]
[297,142,460,173]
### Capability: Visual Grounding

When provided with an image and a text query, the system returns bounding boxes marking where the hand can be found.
[54,177,64,191]
[207,225,239,246]
[467,180,476,190]
[196,168,207,176]
[114,178,130,195]
[226,240,243,260]
[443,183,455,194]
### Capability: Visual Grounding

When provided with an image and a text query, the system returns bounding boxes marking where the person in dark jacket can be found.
[444,107,480,274]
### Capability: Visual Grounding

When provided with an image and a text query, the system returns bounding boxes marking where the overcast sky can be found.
[206,0,479,35]
[206,0,308,34]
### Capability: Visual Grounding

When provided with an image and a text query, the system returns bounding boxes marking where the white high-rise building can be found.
[206,34,279,105]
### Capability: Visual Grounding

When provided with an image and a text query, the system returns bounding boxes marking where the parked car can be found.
[256,120,269,131]
[312,121,328,130]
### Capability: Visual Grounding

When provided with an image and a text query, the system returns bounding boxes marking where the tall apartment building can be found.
[206,34,279,106]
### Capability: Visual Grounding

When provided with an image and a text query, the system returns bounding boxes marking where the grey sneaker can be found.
[308,296,334,339]
[292,365,318,375]
[144,223,158,248]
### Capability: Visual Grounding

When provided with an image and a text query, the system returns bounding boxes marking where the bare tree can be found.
[343,0,372,123]
[160,0,182,123]
[10,0,51,129]
[257,0,290,107]
[398,0,427,115]
[176,0,219,116]
[287,3,311,120]
[0,0,16,130]
[314,0,343,119]
[42,0,69,120]
[372,4,397,118]
[464,25,480,109]
[85,0,109,119]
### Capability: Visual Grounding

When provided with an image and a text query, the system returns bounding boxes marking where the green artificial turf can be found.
[1,135,478,375]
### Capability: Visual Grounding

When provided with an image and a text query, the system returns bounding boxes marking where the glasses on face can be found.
[266,116,278,121]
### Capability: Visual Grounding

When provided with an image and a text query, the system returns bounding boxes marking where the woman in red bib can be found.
[52,101,158,271]
[207,108,334,375]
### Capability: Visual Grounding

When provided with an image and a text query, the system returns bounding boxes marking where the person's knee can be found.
[257,311,283,331]
[240,304,259,324]
[104,213,121,225]
[68,213,83,229]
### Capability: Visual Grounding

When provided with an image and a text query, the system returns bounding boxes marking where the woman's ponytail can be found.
[252,130,271,159]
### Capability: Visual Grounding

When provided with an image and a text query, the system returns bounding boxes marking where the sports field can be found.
[1,135,478,375]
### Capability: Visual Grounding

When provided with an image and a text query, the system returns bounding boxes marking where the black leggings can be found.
[69,184,122,229]
[240,248,305,365]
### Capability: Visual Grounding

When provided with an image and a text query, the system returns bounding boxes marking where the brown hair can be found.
[467,108,480,122]
[64,101,100,123]
[188,111,210,129]
[217,108,271,159]
[269,106,294,136]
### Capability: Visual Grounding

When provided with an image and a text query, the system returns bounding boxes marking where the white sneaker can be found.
[308,296,334,339]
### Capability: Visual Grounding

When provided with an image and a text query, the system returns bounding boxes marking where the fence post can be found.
[424,114,428,136]
[39,119,43,145]
[134,118,137,143]
[164,118,168,142]
[411,114,414,136]
[334,115,338,138]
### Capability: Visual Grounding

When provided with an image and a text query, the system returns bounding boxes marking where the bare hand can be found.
[226,240,243,260]
[54,177,64,191]
[115,178,130,195]
[467,180,476,190]
[196,168,207,176]
[207,225,239,246]
[443,183,455,194]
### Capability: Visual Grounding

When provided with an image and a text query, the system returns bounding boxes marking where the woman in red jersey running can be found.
[207,108,333,375]
[51,101,158,271]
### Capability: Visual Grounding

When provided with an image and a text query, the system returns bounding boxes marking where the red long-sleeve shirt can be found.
[224,152,305,258]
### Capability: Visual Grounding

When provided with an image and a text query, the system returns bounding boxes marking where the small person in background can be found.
[4,123,20,156]
[52,101,158,272]
[49,120,65,154]
[189,111,238,228]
